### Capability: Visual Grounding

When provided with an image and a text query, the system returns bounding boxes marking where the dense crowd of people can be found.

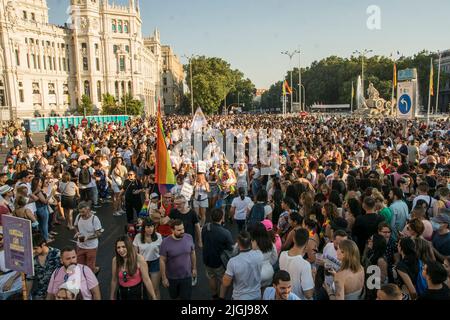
[0,113,449,300]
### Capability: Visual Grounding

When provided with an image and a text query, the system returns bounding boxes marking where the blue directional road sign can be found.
[398,94,412,115]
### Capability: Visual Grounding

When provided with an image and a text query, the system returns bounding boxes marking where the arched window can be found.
[97,81,102,102]
[121,81,126,96]
[118,20,123,33]
[124,21,129,33]
[84,80,90,97]
[128,81,132,94]
[112,20,117,32]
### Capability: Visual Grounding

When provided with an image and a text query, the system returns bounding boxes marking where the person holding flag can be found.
[155,99,176,196]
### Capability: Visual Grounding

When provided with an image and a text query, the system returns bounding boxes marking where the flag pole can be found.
[427,58,433,126]
[391,63,396,116]
[350,81,354,114]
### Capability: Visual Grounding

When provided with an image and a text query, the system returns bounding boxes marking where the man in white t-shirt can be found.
[279,228,314,300]
[412,182,437,217]
[74,202,103,274]
[230,188,254,232]
[322,230,348,261]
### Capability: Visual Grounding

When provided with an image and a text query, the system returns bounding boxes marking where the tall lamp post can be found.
[282,49,300,113]
[390,51,402,116]
[353,49,373,98]
[182,54,197,116]
[436,51,442,114]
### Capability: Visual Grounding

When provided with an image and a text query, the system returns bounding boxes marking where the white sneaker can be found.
[113,212,122,217]
[119,209,126,214]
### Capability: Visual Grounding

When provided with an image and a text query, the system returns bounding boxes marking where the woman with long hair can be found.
[59,172,79,230]
[133,218,163,299]
[13,196,39,231]
[110,236,157,300]
[320,202,338,242]
[395,237,419,300]
[324,239,365,300]
[344,198,362,231]
[404,218,436,263]
[299,191,314,218]
[276,197,298,240]
[193,172,210,227]
[364,234,388,285]
[281,211,304,251]
[110,159,125,216]
[249,223,277,290]
[31,177,51,242]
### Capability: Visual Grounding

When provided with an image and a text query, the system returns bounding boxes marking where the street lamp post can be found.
[353,49,373,98]
[182,54,196,116]
[390,51,402,116]
[436,51,442,114]
[300,84,306,111]
[282,49,300,113]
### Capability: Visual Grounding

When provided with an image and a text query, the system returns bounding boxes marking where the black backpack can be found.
[247,203,266,227]
[79,167,91,185]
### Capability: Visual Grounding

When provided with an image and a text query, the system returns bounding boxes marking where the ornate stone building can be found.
[161,45,184,114]
[0,0,181,120]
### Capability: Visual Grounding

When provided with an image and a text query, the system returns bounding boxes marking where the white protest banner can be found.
[180,182,194,200]
[197,160,207,173]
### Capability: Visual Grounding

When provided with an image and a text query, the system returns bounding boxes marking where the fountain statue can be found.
[354,79,395,117]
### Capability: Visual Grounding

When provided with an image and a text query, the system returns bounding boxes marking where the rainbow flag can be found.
[429,59,434,96]
[138,199,150,218]
[156,99,176,195]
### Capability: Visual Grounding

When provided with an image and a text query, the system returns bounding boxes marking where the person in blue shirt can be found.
[389,187,410,241]
[263,270,300,300]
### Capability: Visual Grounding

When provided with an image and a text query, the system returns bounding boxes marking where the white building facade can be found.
[0,0,174,120]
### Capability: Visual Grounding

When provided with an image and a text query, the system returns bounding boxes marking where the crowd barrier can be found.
[22,115,131,132]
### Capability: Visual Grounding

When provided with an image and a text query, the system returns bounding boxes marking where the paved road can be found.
[2,132,239,299]
[51,201,239,300]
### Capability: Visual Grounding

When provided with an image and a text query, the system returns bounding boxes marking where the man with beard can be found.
[46,247,100,300]
[160,220,196,300]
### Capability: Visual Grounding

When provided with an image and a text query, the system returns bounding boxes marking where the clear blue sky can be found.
[47,0,450,88]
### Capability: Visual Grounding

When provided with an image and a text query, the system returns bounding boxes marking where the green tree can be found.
[101,93,119,115]
[264,50,440,111]
[78,94,93,116]
[185,56,255,114]
[120,94,144,116]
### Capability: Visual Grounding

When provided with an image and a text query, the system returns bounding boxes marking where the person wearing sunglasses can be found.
[47,247,100,300]
[111,236,157,300]
[121,171,144,223]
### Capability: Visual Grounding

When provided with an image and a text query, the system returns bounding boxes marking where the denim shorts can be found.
[147,259,160,273]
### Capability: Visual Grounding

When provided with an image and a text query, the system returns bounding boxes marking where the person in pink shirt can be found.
[47,247,100,300]
[261,219,282,255]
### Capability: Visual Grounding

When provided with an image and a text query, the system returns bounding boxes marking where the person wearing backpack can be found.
[418,261,450,300]
[246,189,272,230]
[75,159,98,209]
[412,182,437,219]
[46,246,101,300]
[73,201,103,275]
[201,208,234,300]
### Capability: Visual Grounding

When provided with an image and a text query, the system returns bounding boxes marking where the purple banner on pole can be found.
[2,215,34,276]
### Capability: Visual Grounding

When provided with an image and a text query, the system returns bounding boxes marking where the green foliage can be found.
[120,94,144,116]
[185,56,256,114]
[101,93,120,115]
[101,93,143,115]
[260,51,440,111]
[78,95,93,116]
